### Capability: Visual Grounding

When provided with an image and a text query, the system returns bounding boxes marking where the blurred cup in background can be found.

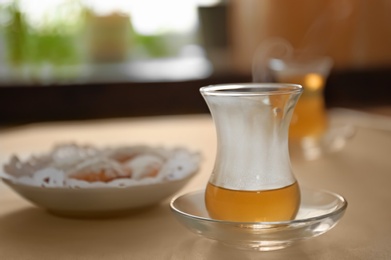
[268,53,333,141]
[268,53,333,160]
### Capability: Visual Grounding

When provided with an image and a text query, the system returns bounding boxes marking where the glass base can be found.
[221,240,292,251]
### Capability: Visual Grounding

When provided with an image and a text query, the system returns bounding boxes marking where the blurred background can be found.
[0,0,391,125]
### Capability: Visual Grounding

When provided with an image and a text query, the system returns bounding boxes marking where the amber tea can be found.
[205,182,300,222]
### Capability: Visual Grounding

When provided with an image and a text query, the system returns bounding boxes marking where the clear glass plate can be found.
[170,187,347,251]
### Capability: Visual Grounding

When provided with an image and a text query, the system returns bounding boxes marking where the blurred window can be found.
[0,0,219,84]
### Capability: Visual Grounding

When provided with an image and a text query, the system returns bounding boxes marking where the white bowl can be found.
[3,175,195,217]
[1,144,200,217]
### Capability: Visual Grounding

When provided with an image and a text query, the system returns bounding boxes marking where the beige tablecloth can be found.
[0,112,390,259]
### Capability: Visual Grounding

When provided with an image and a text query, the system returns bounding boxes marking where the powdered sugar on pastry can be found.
[1,143,200,188]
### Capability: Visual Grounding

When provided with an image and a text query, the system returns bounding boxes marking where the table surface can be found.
[1,110,391,259]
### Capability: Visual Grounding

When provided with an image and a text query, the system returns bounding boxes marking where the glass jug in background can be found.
[200,83,303,222]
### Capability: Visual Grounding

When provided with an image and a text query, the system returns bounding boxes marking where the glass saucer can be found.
[170,187,347,251]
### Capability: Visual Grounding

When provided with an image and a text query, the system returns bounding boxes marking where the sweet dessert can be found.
[2,143,199,188]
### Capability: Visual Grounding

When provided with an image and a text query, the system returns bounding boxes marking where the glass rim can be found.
[200,83,303,96]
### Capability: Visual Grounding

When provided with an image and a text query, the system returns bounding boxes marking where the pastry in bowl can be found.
[1,143,200,217]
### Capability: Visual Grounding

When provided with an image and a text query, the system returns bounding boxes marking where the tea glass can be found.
[170,83,347,251]
[200,83,302,222]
